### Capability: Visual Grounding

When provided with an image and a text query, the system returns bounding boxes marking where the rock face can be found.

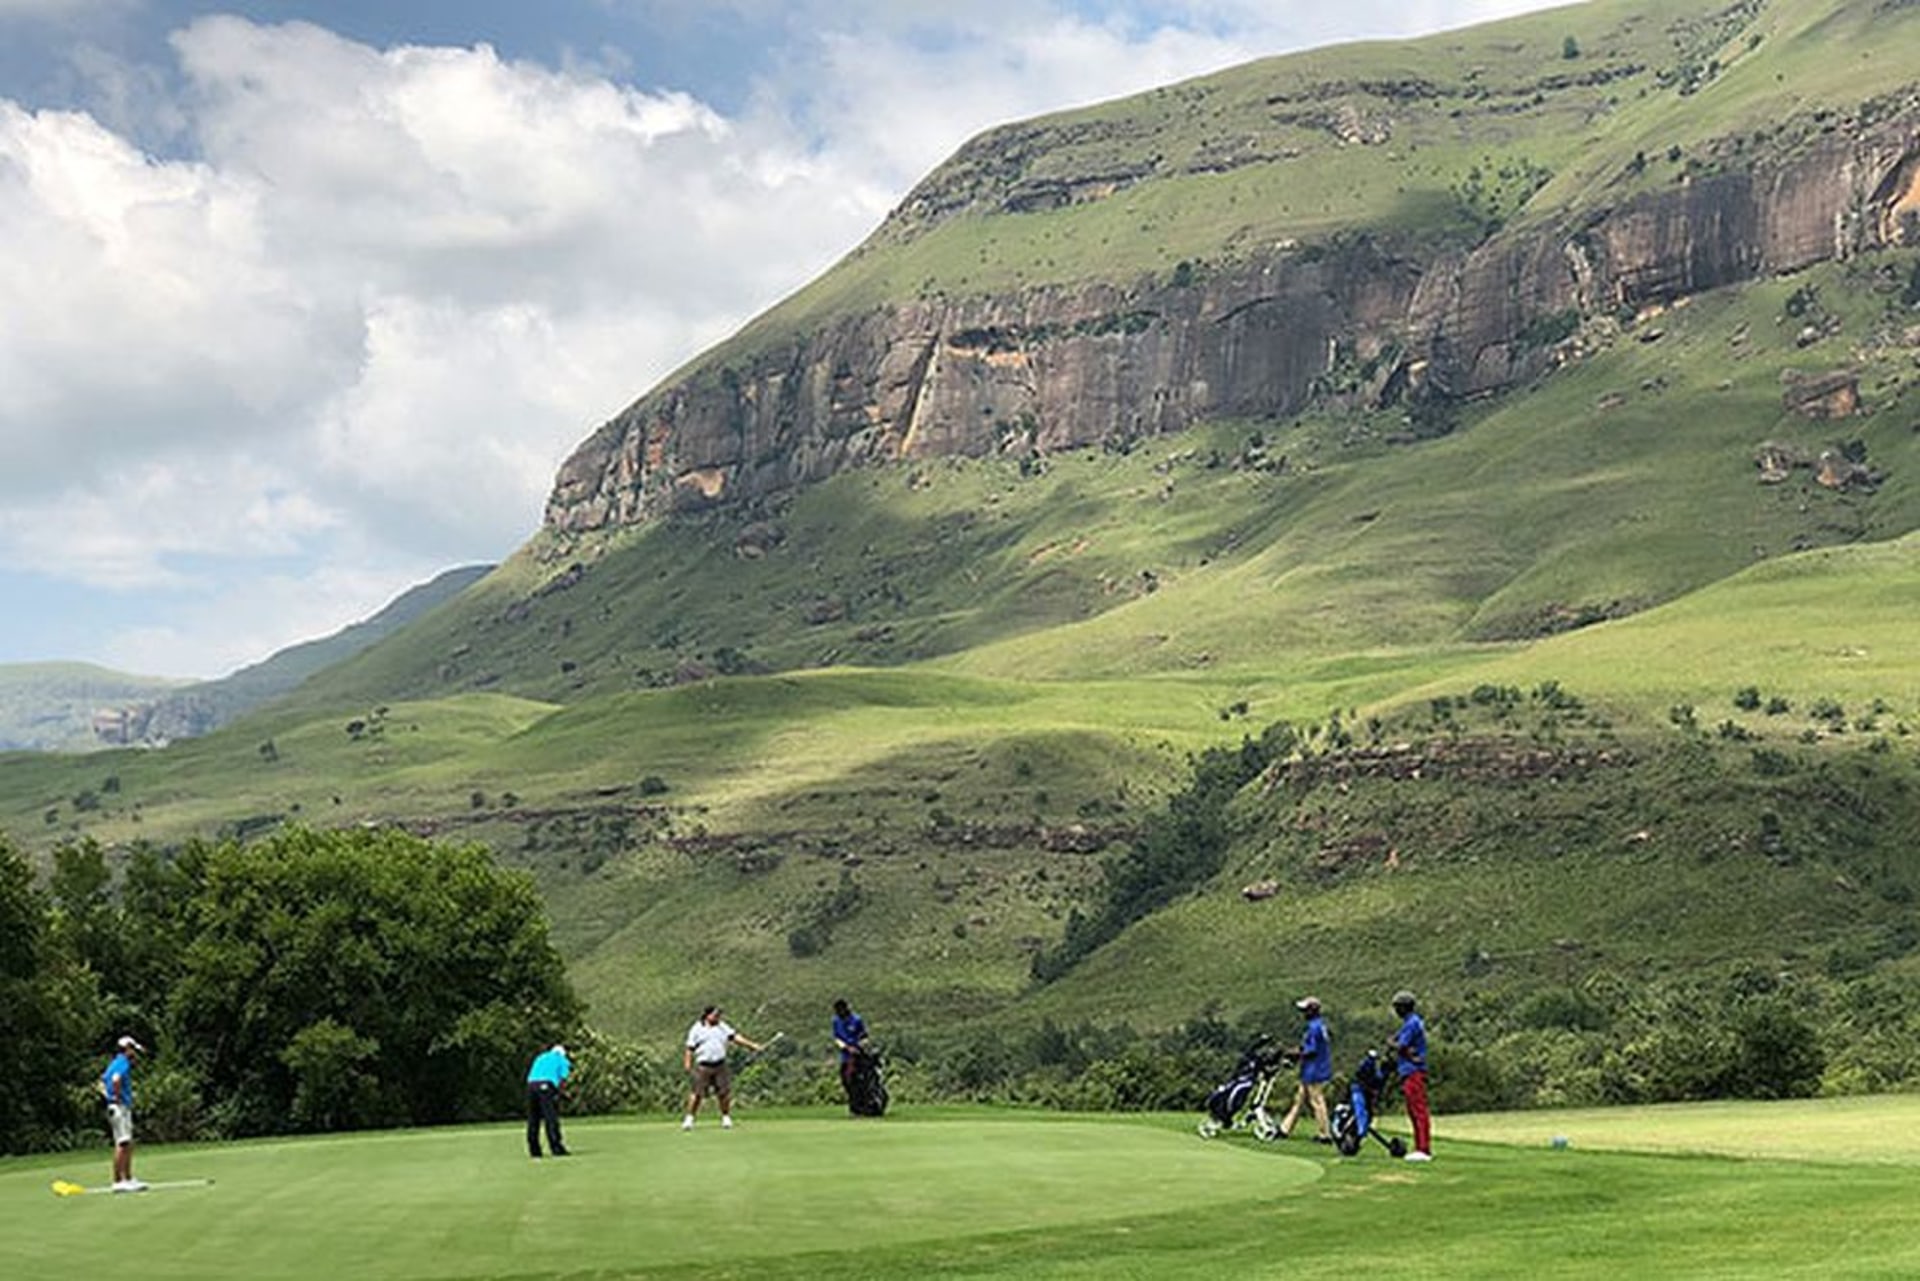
[545,110,1920,536]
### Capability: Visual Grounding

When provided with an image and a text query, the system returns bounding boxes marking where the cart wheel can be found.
[1197,1119,1220,1139]
[1252,1114,1279,1142]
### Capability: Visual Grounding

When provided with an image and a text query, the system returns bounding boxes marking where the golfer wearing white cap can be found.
[1278,997,1333,1142]
[101,1036,147,1192]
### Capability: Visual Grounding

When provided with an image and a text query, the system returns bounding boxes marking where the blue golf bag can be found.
[1331,1049,1407,1157]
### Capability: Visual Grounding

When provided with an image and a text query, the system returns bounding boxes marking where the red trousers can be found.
[1402,1070,1431,1154]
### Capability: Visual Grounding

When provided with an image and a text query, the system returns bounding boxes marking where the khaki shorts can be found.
[691,1061,731,1097]
[107,1103,134,1146]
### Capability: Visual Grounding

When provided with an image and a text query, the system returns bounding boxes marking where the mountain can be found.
[98,564,496,745]
[0,663,188,752]
[545,0,1920,538]
[1,565,492,753]
[4,0,1920,1090]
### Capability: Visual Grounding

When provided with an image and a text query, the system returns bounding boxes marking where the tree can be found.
[167,826,581,1134]
[1722,999,1825,1099]
[0,834,92,1152]
[1033,724,1295,980]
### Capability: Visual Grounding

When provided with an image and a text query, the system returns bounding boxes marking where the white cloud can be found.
[0,451,335,589]
[0,18,889,600]
[0,103,332,492]
[96,561,439,679]
[0,3,1566,675]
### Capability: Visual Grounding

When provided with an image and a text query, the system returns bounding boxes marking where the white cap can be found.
[117,1035,145,1052]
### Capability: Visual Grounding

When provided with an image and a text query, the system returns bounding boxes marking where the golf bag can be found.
[1330,1049,1408,1157]
[1197,1036,1284,1139]
[846,1044,889,1117]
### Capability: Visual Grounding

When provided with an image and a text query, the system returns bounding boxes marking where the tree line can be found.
[0,826,588,1153]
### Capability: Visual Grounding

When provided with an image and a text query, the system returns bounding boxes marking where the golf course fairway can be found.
[5,1102,1920,1278]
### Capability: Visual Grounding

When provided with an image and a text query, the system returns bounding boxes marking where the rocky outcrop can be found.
[545,110,1920,536]
[1781,369,1864,419]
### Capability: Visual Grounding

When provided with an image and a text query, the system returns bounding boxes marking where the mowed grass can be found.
[1440,1094,1920,1165]
[5,1101,1920,1280]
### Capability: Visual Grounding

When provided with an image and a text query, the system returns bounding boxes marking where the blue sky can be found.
[0,0,1564,678]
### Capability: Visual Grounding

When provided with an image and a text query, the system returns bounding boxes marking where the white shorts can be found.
[107,1103,134,1146]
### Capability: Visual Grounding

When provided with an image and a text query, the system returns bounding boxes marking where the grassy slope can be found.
[3,2,1919,1047]
[942,257,1920,681]
[712,0,1920,355]
[5,1101,1920,1279]
[277,248,1920,711]
[6,253,1919,1039]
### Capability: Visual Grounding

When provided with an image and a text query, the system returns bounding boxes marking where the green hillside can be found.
[278,250,1920,713]
[714,0,1920,356]
[3,0,1919,1106]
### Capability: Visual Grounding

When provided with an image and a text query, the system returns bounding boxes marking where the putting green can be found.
[2,1114,1319,1280]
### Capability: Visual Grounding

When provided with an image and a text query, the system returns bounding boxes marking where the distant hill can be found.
[101,564,495,746]
[1,564,492,753]
[0,663,188,752]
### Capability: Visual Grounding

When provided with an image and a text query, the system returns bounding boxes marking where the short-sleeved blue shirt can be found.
[102,1053,133,1106]
[526,1048,571,1087]
[1394,1012,1428,1078]
[1298,1016,1332,1084]
[832,1012,867,1062]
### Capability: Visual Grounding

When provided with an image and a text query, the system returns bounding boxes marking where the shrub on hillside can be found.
[1516,986,1611,1033]
[1032,724,1295,981]
[1721,999,1824,1099]
[1066,1045,1211,1112]
[1427,1046,1524,1114]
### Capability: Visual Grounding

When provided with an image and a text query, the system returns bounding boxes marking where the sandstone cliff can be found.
[546,59,1920,537]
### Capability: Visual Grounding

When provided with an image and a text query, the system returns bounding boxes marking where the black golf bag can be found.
[1330,1049,1407,1157]
[1198,1036,1284,1139]
[846,1044,888,1117]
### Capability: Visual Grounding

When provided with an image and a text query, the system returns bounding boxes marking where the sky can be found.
[0,0,1567,679]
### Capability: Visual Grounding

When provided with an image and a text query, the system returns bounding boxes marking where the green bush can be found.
[1516,987,1611,1033]
[565,1028,682,1115]
[135,1062,214,1143]
[1428,1046,1522,1113]
[282,1020,387,1133]
[1722,1000,1824,1100]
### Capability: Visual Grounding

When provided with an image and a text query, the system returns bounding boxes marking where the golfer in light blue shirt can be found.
[526,1043,572,1158]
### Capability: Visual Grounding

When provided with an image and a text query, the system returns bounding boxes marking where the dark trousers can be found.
[527,1082,565,1156]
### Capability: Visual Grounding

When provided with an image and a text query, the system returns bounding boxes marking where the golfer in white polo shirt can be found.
[682,1005,765,1130]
